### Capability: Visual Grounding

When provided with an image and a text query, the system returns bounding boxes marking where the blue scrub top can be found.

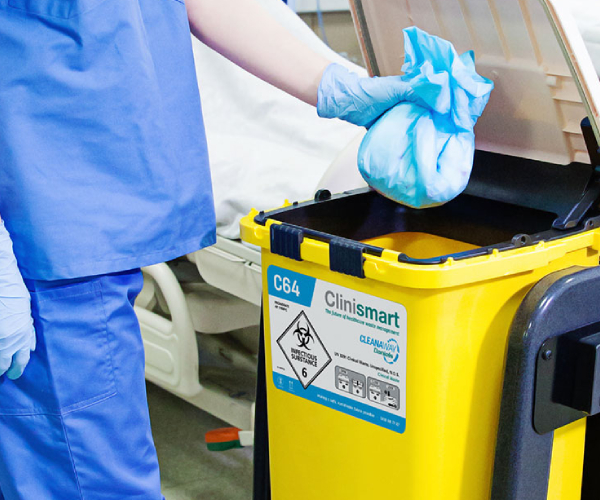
[0,0,216,280]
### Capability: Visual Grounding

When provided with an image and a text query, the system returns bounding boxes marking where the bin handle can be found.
[492,265,600,500]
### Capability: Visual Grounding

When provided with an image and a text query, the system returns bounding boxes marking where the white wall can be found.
[294,0,350,13]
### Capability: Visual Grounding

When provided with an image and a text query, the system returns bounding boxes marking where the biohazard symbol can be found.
[277,311,332,389]
[294,321,314,350]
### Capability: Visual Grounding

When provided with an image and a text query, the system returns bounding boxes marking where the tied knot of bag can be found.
[358,26,494,209]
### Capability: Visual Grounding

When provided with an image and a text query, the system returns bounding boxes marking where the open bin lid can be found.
[243,0,600,275]
[349,0,600,167]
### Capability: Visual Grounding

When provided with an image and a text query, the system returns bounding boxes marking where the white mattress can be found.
[192,0,366,240]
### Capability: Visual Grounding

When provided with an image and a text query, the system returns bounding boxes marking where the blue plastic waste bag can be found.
[358,27,494,208]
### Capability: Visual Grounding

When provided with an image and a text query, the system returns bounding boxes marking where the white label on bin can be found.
[268,265,407,433]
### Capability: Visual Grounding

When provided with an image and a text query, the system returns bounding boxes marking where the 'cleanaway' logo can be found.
[360,336,400,364]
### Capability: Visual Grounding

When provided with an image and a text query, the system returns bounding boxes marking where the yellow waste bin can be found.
[244,1,600,499]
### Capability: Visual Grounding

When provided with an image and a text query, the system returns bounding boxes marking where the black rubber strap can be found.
[270,224,303,261]
[329,238,366,278]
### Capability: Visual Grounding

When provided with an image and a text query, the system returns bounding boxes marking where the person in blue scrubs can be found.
[0,0,415,498]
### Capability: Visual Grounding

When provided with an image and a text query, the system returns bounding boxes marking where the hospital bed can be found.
[135,0,600,435]
[136,145,365,436]
[136,129,365,433]
[135,0,366,434]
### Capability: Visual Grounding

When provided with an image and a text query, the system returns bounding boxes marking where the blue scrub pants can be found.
[0,270,164,499]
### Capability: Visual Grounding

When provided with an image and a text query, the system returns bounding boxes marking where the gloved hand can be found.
[0,220,36,380]
[357,27,494,208]
[317,63,420,128]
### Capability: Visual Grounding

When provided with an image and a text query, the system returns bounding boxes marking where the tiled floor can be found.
[147,383,253,500]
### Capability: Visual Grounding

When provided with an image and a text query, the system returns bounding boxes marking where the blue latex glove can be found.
[0,221,36,380]
[317,63,420,127]
[358,27,494,208]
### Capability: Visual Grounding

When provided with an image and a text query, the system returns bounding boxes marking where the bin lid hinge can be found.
[270,224,303,261]
[553,118,600,230]
[329,238,366,279]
